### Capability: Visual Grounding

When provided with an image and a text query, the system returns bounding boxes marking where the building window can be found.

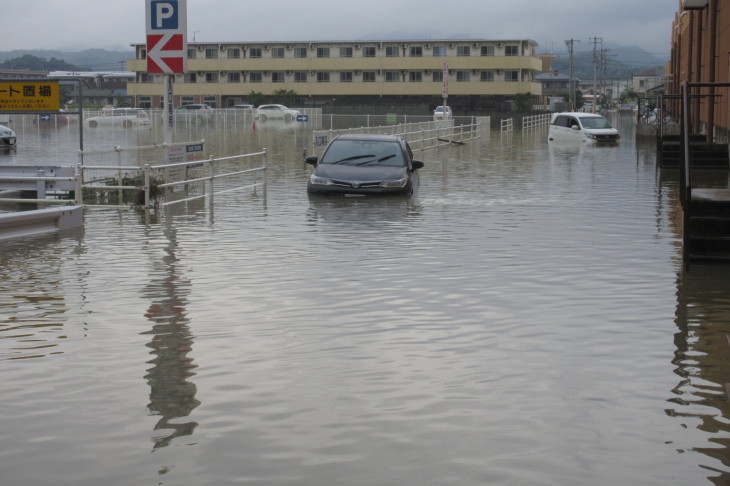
[340,72,353,82]
[362,71,376,82]
[228,72,241,83]
[205,72,219,83]
[505,45,519,56]
[249,72,263,83]
[184,73,197,83]
[433,46,447,57]
[317,72,330,82]
[363,46,376,57]
[249,48,262,58]
[294,72,308,83]
[456,46,471,57]
[205,48,218,59]
[340,47,353,57]
[203,96,216,108]
[140,49,147,59]
[271,47,285,58]
[456,71,470,82]
[505,70,519,81]
[432,71,443,82]
[317,47,330,58]
[409,71,422,82]
[409,46,423,57]
[385,71,401,82]
[386,46,399,57]
[481,45,494,56]
[272,72,285,83]
[187,48,196,59]
[181,96,194,105]
[228,48,241,59]
[294,47,307,58]
[480,71,495,82]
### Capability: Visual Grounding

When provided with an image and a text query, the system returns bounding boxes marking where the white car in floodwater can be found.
[0,124,17,147]
[86,108,151,128]
[547,112,620,144]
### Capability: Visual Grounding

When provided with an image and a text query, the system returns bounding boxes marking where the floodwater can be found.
[2,114,730,485]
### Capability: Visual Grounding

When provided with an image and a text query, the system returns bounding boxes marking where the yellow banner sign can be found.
[0,81,60,111]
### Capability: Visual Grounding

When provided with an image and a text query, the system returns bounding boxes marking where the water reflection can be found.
[672,264,730,481]
[0,229,83,360]
[141,221,200,449]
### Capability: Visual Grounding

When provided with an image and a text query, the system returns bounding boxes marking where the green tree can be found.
[248,91,266,106]
[271,89,297,106]
[514,92,533,111]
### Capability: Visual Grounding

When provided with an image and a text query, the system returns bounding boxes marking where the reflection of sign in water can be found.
[166,143,204,183]
[0,81,60,112]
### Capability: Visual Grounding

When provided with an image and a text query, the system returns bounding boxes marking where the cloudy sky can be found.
[6,0,679,56]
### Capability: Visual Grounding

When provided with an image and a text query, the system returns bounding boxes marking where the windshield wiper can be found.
[330,154,375,164]
[377,154,396,162]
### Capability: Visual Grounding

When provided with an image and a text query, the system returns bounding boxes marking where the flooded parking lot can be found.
[2,114,730,485]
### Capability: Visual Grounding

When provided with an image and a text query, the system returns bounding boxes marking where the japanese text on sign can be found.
[0,82,60,111]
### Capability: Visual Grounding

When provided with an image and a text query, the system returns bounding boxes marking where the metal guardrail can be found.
[0,166,77,205]
[77,149,267,209]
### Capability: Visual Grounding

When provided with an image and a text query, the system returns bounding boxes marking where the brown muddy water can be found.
[1,113,730,485]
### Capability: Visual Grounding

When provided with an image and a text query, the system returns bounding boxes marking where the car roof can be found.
[332,134,405,143]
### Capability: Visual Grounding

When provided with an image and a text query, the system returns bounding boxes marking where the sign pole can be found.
[163,74,174,148]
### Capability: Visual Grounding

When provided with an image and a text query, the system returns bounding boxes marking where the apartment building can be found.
[666,0,729,139]
[126,39,543,109]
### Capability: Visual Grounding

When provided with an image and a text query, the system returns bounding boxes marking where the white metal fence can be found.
[521,113,552,131]
[311,117,488,157]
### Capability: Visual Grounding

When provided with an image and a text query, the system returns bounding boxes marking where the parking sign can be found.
[145,0,187,74]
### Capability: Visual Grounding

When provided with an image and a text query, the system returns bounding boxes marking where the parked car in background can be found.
[547,112,620,144]
[86,108,150,128]
[0,124,17,147]
[305,134,424,196]
[175,104,214,123]
[433,105,453,121]
[255,104,300,122]
[232,104,255,111]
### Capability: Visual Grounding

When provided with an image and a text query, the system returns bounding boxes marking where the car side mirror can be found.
[571,125,580,130]
[305,155,318,166]
[412,160,424,170]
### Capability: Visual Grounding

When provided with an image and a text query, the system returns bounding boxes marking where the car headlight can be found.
[310,174,333,186]
[585,133,597,139]
[379,176,408,188]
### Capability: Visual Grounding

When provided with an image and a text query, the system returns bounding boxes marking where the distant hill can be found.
[541,44,668,81]
[0,49,134,71]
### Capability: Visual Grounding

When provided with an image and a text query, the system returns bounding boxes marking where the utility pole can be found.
[565,39,578,110]
[589,36,603,113]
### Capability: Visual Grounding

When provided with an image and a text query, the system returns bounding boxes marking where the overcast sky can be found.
[6,0,678,57]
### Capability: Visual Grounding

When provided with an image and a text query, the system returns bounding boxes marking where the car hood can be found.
[315,163,407,181]
[583,128,619,135]
[0,124,15,136]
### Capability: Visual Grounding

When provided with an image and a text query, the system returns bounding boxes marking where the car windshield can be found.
[320,140,405,167]
[579,116,613,129]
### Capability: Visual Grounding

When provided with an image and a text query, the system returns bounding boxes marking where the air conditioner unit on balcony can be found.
[497,42,503,48]
[219,45,226,51]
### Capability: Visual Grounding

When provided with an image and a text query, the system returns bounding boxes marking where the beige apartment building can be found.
[126,39,543,109]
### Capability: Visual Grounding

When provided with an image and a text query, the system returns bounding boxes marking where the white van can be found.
[548,112,620,144]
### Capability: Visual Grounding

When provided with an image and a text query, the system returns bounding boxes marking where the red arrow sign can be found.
[147,33,186,74]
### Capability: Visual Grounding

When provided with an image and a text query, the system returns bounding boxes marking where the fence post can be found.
[75,165,83,205]
[144,164,150,209]
[208,155,215,206]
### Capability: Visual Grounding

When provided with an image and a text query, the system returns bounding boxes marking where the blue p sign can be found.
[151,0,178,29]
